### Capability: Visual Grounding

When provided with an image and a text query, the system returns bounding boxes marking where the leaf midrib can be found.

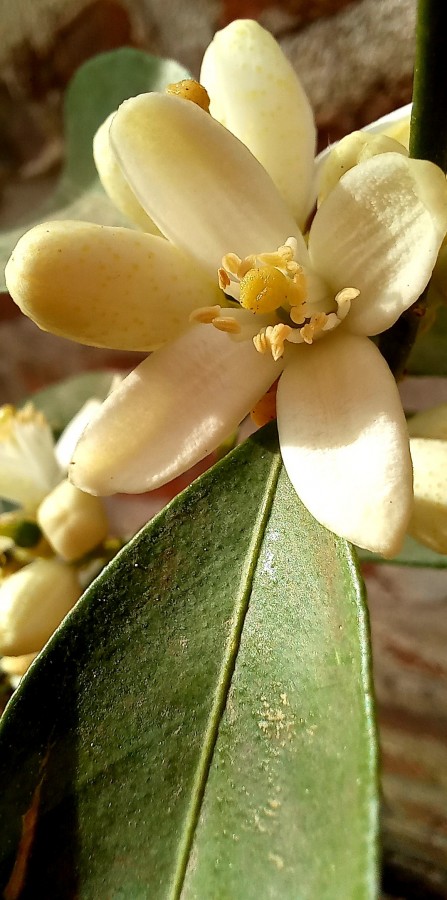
[170,451,282,899]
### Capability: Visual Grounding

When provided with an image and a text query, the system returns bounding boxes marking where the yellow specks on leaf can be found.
[268,852,285,870]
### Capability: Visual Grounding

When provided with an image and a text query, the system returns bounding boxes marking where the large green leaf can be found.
[0,48,190,291]
[0,425,378,898]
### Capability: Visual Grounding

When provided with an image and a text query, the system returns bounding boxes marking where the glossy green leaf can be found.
[0,425,378,898]
[358,534,447,568]
[0,48,190,290]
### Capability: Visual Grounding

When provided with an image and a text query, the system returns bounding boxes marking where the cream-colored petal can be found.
[37,479,109,561]
[408,403,447,440]
[1,653,37,681]
[55,399,103,469]
[94,113,162,234]
[317,131,408,205]
[70,315,282,495]
[6,221,221,351]
[277,332,412,556]
[409,438,447,554]
[110,92,306,277]
[362,102,411,148]
[0,404,61,510]
[315,103,411,169]
[309,153,447,336]
[0,559,81,656]
[200,19,316,228]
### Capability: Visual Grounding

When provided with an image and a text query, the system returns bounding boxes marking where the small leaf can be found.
[27,370,117,437]
[0,48,190,290]
[0,425,378,897]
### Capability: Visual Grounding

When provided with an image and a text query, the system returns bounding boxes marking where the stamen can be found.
[221,252,256,280]
[0,403,48,439]
[218,268,230,290]
[212,316,241,335]
[335,286,360,322]
[189,305,222,324]
[166,80,210,112]
[253,324,292,360]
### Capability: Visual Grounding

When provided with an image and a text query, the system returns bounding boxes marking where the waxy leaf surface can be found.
[0,425,378,898]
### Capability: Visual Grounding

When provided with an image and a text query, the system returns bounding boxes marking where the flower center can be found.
[0,404,47,441]
[190,237,360,359]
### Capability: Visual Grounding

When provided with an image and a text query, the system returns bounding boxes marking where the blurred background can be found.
[5,4,447,898]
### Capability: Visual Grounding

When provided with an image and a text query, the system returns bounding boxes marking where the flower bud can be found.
[318,131,407,204]
[1,652,37,686]
[0,559,81,656]
[409,438,447,554]
[37,478,109,562]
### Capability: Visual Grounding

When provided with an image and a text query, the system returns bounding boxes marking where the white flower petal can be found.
[200,19,316,228]
[70,315,282,495]
[55,399,103,470]
[6,221,221,351]
[110,92,306,277]
[0,559,81,656]
[0,405,61,510]
[277,332,412,555]
[93,113,162,234]
[409,438,447,554]
[37,479,109,562]
[309,152,447,336]
[362,102,411,147]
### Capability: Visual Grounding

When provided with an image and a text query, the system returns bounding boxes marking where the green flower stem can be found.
[379,0,447,379]
[409,0,447,168]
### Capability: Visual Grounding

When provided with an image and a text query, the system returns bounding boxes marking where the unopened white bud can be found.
[0,558,81,656]
[318,131,407,205]
[37,478,109,561]
[1,652,37,685]
[409,438,447,554]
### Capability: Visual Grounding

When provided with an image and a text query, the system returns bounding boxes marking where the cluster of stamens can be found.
[0,404,48,443]
[190,237,360,360]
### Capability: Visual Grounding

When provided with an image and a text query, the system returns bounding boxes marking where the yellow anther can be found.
[290,303,306,325]
[212,316,241,335]
[270,323,292,360]
[189,305,222,324]
[258,243,294,267]
[240,266,302,315]
[253,324,292,360]
[335,287,360,303]
[166,79,210,112]
[218,268,230,290]
[221,252,242,277]
[0,403,47,439]
[300,323,315,344]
